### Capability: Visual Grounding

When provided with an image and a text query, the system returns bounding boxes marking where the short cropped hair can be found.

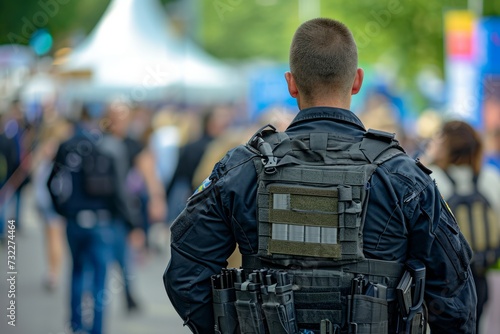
[289,18,358,100]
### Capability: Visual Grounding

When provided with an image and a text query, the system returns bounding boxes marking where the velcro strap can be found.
[269,240,342,258]
[338,186,353,202]
[262,167,366,186]
[310,132,328,151]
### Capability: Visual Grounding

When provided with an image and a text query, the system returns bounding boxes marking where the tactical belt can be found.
[243,255,404,330]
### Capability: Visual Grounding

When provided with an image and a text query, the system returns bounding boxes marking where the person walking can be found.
[32,118,72,291]
[424,120,500,334]
[48,109,138,334]
[103,102,167,312]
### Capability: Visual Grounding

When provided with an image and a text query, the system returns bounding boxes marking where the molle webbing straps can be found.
[258,170,366,260]
[250,128,405,266]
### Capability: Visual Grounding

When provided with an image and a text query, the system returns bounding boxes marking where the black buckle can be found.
[263,157,278,175]
[248,124,277,148]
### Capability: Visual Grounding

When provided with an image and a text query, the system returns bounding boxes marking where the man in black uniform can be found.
[164,18,476,333]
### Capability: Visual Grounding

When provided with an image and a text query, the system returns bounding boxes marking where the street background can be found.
[0,185,189,334]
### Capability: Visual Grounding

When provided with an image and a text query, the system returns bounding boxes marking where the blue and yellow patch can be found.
[193,177,212,196]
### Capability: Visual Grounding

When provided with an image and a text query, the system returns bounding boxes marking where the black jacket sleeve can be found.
[163,164,236,333]
[403,179,477,333]
[163,146,258,333]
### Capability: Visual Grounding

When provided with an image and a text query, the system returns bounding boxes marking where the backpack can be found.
[444,170,500,274]
[47,134,119,217]
[241,125,420,333]
[81,140,117,198]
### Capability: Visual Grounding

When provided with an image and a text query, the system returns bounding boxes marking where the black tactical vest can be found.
[242,125,409,333]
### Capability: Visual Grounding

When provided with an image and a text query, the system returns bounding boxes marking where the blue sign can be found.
[476,17,500,130]
[247,64,298,121]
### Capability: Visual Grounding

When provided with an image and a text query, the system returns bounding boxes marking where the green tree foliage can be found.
[199,0,482,88]
[0,0,108,46]
[200,0,300,60]
[325,0,462,89]
[197,0,500,107]
[0,0,176,46]
[484,1,500,16]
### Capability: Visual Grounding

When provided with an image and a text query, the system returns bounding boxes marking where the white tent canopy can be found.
[59,0,243,103]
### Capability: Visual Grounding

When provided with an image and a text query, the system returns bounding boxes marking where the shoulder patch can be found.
[193,176,212,196]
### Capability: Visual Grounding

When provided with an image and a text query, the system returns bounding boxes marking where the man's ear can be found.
[285,72,299,98]
[351,68,364,95]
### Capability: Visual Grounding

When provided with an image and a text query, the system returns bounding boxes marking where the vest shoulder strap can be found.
[360,128,406,165]
[249,126,405,167]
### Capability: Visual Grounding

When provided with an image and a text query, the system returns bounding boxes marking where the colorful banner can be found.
[444,10,479,125]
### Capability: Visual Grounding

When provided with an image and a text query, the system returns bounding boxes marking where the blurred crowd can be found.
[0,91,500,333]
[0,95,298,333]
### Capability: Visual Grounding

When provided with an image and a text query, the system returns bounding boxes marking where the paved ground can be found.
[0,185,190,334]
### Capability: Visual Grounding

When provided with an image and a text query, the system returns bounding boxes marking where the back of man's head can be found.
[290,18,358,102]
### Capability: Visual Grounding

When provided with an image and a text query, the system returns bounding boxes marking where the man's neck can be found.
[299,96,351,110]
